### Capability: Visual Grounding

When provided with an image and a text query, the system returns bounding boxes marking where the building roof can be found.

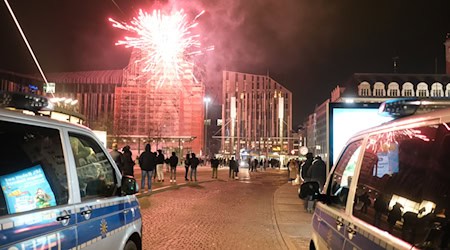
[341,73,450,97]
[0,69,43,83]
[46,70,124,84]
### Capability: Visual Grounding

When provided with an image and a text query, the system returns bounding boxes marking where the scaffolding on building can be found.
[113,49,205,155]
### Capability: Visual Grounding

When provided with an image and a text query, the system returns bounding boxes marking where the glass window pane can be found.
[0,121,68,215]
[328,140,362,209]
[69,133,117,200]
[354,124,450,248]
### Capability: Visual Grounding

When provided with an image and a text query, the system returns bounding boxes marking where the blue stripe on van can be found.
[76,202,141,245]
[1,227,78,250]
[1,201,141,249]
[0,212,76,247]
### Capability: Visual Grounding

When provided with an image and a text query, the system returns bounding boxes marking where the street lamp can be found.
[203,97,211,157]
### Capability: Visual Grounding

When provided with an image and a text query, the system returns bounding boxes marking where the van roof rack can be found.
[379,98,450,118]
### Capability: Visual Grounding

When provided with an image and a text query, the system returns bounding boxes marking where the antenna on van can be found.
[3,0,54,97]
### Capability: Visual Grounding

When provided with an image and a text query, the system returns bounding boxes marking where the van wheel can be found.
[124,240,138,250]
[309,240,316,250]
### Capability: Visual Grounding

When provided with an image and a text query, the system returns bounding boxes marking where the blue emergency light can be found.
[0,91,51,113]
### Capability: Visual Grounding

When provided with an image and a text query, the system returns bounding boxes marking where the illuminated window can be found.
[416,82,429,97]
[402,82,414,97]
[373,82,386,96]
[387,82,400,97]
[358,82,371,96]
[430,82,443,97]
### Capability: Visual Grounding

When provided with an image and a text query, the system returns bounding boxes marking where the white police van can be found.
[301,99,450,250]
[0,92,142,250]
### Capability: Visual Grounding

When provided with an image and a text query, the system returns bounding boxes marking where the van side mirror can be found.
[299,181,320,199]
[121,175,138,195]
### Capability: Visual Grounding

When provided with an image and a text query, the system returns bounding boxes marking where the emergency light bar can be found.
[0,91,52,113]
[379,98,450,118]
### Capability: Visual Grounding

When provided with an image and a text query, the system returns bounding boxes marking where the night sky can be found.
[1,0,449,126]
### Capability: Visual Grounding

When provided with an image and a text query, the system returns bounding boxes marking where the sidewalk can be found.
[273,183,313,249]
[134,166,313,249]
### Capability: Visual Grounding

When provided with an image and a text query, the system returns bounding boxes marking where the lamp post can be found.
[203,97,211,157]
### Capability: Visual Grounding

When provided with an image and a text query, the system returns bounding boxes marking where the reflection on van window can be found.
[329,140,362,209]
[354,124,449,248]
[69,133,116,200]
[0,121,68,216]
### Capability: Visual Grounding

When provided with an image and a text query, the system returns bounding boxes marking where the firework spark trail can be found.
[109,9,204,87]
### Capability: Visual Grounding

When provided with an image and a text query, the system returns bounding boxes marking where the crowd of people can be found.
[110,144,326,196]
[110,143,205,193]
[286,153,327,213]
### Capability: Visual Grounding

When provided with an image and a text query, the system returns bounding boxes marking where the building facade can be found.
[304,73,450,168]
[220,71,293,160]
[303,35,450,166]
[1,51,205,155]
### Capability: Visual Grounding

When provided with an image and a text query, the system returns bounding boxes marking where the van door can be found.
[314,140,362,249]
[0,120,77,249]
[67,132,128,249]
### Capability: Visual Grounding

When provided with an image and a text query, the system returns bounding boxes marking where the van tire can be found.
[124,240,138,250]
[309,240,316,250]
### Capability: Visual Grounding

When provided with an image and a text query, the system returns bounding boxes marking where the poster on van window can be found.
[0,164,56,214]
[374,144,399,178]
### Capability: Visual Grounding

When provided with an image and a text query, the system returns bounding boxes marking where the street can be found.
[136,167,312,249]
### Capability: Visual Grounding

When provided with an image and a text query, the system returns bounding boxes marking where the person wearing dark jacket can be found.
[109,142,124,174]
[156,150,165,182]
[190,153,200,182]
[122,145,135,176]
[388,202,403,233]
[139,144,156,192]
[229,157,236,179]
[308,156,327,190]
[184,154,191,181]
[301,153,314,182]
[211,156,219,179]
[169,152,179,183]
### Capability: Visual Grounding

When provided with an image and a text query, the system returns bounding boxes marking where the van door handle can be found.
[81,210,92,216]
[56,210,71,226]
[80,206,93,220]
[335,217,344,230]
[347,224,357,240]
[56,214,71,221]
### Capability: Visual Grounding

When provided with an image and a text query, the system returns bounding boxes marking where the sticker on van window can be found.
[0,164,56,214]
[374,143,399,177]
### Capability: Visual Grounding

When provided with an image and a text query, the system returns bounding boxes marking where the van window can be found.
[328,140,362,209]
[69,133,117,200]
[0,121,68,216]
[354,124,450,248]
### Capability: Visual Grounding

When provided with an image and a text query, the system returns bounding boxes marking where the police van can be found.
[300,99,450,250]
[0,92,142,250]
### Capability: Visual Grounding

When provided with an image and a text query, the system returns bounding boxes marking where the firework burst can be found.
[109,9,206,87]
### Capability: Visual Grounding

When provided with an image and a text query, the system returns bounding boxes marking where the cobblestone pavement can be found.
[139,169,292,250]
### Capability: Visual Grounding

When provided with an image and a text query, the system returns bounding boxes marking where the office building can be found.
[220,71,293,161]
